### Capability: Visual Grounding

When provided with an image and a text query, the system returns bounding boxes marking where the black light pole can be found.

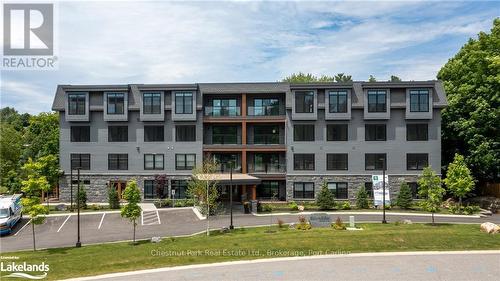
[76,167,82,247]
[381,157,387,224]
[229,160,234,230]
[70,169,73,211]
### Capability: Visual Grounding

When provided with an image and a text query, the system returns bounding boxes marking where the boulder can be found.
[480,222,500,234]
[55,204,67,211]
[289,223,296,229]
[151,236,162,243]
[479,209,493,216]
[298,205,305,211]
[403,219,412,224]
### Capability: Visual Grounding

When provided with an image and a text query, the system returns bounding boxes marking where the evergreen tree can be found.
[316,181,335,210]
[396,182,413,209]
[355,186,369,209]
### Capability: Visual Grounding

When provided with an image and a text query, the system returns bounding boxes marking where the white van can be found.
[0,194,23,235]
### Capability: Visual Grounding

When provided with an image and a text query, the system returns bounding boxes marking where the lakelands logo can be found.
[1,261,49,279]
[2,3,58,70]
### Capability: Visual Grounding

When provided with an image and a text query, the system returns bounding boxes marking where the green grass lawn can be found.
[2,224,499,280]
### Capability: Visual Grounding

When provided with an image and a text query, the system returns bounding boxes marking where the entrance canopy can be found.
[194,174,261,185]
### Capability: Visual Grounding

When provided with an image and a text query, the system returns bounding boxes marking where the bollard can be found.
[349,216,355,228]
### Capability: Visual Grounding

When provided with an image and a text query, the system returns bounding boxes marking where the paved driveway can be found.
[1,209,498,252]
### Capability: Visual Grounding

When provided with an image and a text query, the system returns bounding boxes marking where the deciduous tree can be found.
[444,154,475,207]
[121,180,142,244]
[21,175,49,251]
[418,167,445,225]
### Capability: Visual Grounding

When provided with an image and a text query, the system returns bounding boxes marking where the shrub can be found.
[174,200,187,207]
[463,204,480,215]
[332,217,346,230]
[289,201,299,211]
[77,186,87,209]
[396,182,413,209]
[277,218,285,228]
[355,186,369,209]
[448,203,461,214]
[295,216,311,230]
[108,188,120,209]
[262,204,273,212]
[90,204,101,211]
[316,181,335,210]
[339,201,351,210]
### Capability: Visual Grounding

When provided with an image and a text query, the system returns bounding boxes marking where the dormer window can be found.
[367,90,386,113]
[107,93,125,115]
[295,91,314,113]
[410,90,429,112]
[328,90,348,113]
[143,92,161,114]
[175,92,193,114]
[68,93,86,115]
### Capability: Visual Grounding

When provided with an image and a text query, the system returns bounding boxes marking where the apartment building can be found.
[51,81,447,203]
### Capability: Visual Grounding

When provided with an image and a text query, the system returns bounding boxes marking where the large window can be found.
[144,126,164,142]
[171,180,188,199]
[175,92,193,114]
[329,90,348,113]
[176,154,196,170]
[407,154,428,170]
[407,124,428,141]
[294,154,315,170]
[108,126,128,142]
[212,125,238,144]
[327,124,348,141]
[295,91,314,113]
[365,153,386,170]
[107,93,125,115]
[144,154,164,170]
[252,98,280,116]
[71,126,90,142]
[176,125,196,142]
[327,154,348,170]
[327,182,348,199]
[108,154,128,170]
[367,90,387,112]
[410,90,429,112]
[143,92,161,114]
[293,182,315,199]
[71,154,90,170]
[253,125,280,144]
[210,99,239,116]
[257,181,280,199]
[294,124,314,141]
[365,124,386,141]
[68,93,86,115]
[144,180,156,199]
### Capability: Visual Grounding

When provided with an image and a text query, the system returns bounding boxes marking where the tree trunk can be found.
[459,197,462,208]
[432,213,435,225]
[133,220,136,244]
[32,222,36,251]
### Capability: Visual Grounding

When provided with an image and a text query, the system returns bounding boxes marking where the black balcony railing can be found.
[205,106,241,117]
[247,106,284,116]
[249,162,286,173]
[252,134,282,145]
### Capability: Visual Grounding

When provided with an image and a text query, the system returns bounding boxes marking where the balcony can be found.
[204,106,241,117]
[248,162,286,174]
[247,106,285,116]
[248,134,285,145]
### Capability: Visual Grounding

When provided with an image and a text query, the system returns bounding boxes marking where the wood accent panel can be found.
[251,185,257,200]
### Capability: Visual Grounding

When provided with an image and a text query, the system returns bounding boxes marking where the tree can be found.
[444,153,475,207]
[316,181,335,210]
[120,180,142,244]
[418,166,445,225]
[78,185,87,209]
[282,72,319,83]
[187,159,220,216]
[355,185,369,209]
[437,19,500,183]
[22,156,60,210]
[368,75,377,82]
[334,73,353,82]
[108,187,120,209]
[390,75,402,82]
[22,112,59,161]
[0,123,22,192]
[395,182,413,209]
[0,107,30,131]
[21,175,49,251]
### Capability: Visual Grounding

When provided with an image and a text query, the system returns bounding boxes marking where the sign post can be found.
[372,175,390,207]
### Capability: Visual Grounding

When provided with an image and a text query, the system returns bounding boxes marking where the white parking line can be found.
[57,215,71,233]
[156,210,161,225]
[14,219,31,236]
[98,213,106,229]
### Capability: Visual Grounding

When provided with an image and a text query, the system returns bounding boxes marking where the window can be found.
[108,154,128,170]
[68,93,86,115]
[410,90,429,112]
[71,154,90,170]
[327,154,348,170]
[144,126,164,142]
[210,99,239,116]
[327,182,348,199]
[364,182,374,198]
[144,180,155,199]
[329,90,348,113]
[365,124,386,141]
[365,154,386,170]
[253,125,280,144]
[171,180,188,199]
[175,92,193,114]
[294,154,315,170]
[293,182,314,199]
[176,125,196,142]
[144,154,164,170]
[327,124,348,141]
[295,91,314,113]
[252,98,280,116]
[176,154,196,170]
[257,181,280,199]
[294,124,314,141]
[407,124,428,141]
[143,92,161,114]
[212,126,238,144]
[108,126,128,142]
[408,182,419,198]
[407,154,428,170]
[71,126,90,142]
[367,90,387,112]
[107,93,125,114]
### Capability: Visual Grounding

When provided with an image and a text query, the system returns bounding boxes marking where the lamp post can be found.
[229,160,234,230]
[206,178,210,236]
[76,167,82,247]
[70,169,73,211]
[380,157,387,224]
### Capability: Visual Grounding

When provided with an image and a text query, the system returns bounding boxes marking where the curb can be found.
[252,211,481,219]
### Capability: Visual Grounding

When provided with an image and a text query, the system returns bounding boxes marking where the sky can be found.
[1,0,498,114]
